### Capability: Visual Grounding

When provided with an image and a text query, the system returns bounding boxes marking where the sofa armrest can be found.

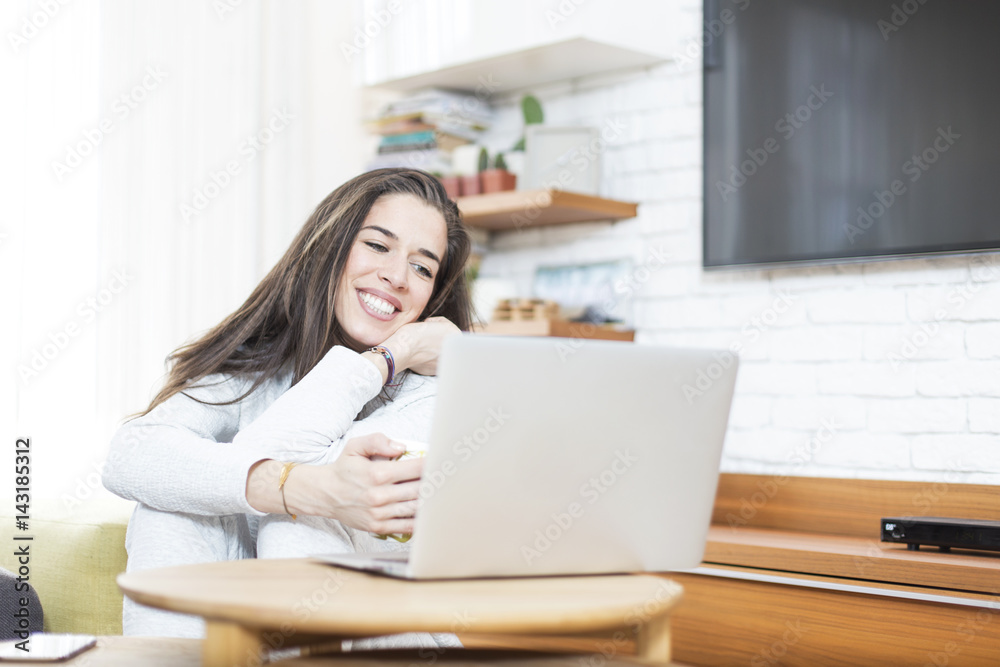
[0,498,134,635]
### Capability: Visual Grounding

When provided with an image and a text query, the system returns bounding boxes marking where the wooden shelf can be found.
[456,189,637,231]
[704,526,1000,595]
[366,37,667,92]
[475,318,634,341]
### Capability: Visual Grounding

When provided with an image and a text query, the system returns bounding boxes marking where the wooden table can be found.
[0,637,202,666]
[117,558,683,667]
[0,637,693,667]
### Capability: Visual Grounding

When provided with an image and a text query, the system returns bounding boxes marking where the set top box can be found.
[881,517,1000,553]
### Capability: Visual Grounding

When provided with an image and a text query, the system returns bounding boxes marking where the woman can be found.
[103,168,472,648]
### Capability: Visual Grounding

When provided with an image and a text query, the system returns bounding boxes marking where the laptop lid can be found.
[407,335,738,579]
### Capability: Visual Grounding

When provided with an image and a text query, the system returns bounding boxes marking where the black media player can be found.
[881,517,1000,553]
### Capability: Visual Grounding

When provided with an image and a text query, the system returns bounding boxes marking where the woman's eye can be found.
[412,263,433,279]
[364,241,388,252]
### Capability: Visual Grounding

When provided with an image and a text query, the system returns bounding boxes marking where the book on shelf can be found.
[366,113,485,141]
[376,88,493,127]
[366,88,491,137]
[365,148,451,175]
[364,88,492,175]
[377,130,470,154]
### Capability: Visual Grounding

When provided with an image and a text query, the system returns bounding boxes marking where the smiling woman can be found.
[335,194,449,350]
[101,169,472,650]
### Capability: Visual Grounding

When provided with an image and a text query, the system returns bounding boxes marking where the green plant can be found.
[493,153,507,171]
[477,146,489,173]
[465,260,480,284]
[512,94,544,152]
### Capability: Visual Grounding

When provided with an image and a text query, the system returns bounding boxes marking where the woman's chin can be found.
[344,326,397,351]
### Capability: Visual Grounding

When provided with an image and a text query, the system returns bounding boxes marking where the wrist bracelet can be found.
[278,462,299,521]
[367,345,395,386]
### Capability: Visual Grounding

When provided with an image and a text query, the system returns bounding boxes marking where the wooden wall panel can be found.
[712,474,1000,538]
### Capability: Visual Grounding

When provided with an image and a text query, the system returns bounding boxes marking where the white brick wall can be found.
[476,2,1000,484]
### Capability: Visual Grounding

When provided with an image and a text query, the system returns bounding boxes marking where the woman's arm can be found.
[104,321,457,519]
[245,433,424,535]
[247,366,439,534]
[103,346,386,515]
[227,318,460,462]
[102,373,268,516]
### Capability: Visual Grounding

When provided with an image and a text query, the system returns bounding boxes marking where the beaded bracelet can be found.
[278,462,299,520]
[367,345,395,386]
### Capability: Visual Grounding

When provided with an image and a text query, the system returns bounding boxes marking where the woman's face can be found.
[334,193,448,350]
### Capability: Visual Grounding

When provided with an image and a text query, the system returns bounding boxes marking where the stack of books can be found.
[366,88,492,174]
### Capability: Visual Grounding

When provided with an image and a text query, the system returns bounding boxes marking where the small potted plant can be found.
[461,147,488,196]
[503,94,542,185]
[512,94,544,151]
[481,153,517,193]
[435,171,462,199]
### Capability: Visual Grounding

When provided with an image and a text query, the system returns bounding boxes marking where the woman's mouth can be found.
[358,290,399,320]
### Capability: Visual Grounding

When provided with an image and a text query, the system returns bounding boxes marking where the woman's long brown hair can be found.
[133,168,472,418]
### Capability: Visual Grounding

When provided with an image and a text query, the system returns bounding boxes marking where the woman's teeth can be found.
[361,292,396,316]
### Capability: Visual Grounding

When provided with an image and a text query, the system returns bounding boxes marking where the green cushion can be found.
[0,498,133,635]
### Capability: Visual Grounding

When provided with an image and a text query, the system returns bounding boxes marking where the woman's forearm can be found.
[360,349,390,385]
[232,347,384,460]
[245,459,337,519]
[244,434,425,534]
[245,459,288,515]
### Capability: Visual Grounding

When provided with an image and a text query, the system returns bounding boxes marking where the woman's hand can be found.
[247,433,424,534]
[382,316,461,376]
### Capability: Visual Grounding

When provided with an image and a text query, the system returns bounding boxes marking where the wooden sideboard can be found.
[669,474,1000,666]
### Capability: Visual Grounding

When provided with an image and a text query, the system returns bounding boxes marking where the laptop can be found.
[314,334,738,579]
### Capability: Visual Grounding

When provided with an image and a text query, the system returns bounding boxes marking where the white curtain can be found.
[2,0,373,500]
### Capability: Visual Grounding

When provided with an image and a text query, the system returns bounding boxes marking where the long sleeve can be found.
[102,346,384,516]
[231,347,383,460]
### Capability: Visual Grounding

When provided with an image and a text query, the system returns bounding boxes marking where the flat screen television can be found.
[703,0,1000,269]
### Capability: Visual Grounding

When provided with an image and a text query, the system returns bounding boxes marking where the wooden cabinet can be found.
[669,474,1000,666]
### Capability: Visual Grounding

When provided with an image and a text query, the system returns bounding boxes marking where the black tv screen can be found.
[703,0,1000,268]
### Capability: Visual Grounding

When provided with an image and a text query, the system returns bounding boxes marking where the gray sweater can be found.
[103,345,437,517]
[104,346,463,649]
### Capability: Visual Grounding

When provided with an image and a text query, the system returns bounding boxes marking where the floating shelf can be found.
[475,318,634,341]
[456,189,638,231]
[366,37,667,93]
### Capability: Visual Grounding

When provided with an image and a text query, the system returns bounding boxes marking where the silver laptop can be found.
[315,334,738,579]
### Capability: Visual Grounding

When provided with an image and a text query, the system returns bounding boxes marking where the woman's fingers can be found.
[370,457,423,485]
[345,432,404,460]
[307,432,426,533]
[371,517,416,535]
[368,496,419,533]
[371,480,421,508]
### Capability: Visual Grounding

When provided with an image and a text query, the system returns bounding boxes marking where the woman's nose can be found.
[377,257,407,289]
